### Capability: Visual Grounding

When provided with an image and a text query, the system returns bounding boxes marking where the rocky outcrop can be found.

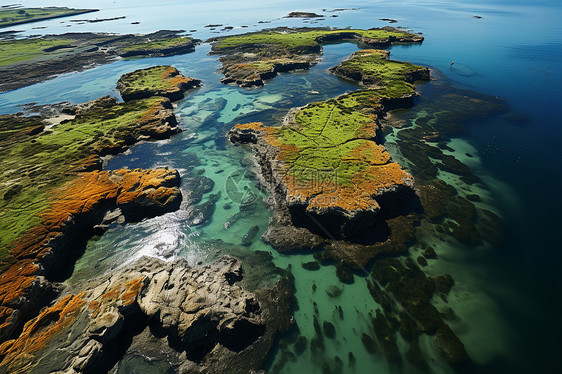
[219,57,316,88]
[0,67,199,348]
[117,66,201,102]
[285,12,324,18]
[117,36,197,58]
[0,256,293,373]
[227,48,431,242]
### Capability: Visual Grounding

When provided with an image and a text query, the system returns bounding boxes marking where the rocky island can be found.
[229,49,429,241]
[117,65,202,102]
[209,27,424,87]
[227,39,479,367]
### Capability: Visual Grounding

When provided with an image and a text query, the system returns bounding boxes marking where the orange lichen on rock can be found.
[0,293,86,370]
[10,168,181,262]
[229,87,415,225]
[0,273,147,371]
[120,277,145,306]
[0,168,180,342]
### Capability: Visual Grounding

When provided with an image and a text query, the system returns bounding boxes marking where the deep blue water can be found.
[1,1,561,373]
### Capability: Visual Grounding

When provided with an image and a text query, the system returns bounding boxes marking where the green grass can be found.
[0,97,167,269]
[0,38,74,66]
[215,28,419,50]
[0,7,97,28]
[119,36,193,53]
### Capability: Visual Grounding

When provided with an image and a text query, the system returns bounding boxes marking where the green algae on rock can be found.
[0,7,98,28]
[117,65,201,102]
[0,30,198,92]
[210,27,424,87]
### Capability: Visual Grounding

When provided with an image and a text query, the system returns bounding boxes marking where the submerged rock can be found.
[241,225,260,246]
[435,325,469,365]
[302,261,321,271]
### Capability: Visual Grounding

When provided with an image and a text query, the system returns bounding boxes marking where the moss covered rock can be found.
[117,65,201,102]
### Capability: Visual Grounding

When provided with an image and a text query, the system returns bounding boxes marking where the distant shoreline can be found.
[0,7,99,28]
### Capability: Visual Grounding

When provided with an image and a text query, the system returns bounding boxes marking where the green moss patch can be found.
[0,38,75,67]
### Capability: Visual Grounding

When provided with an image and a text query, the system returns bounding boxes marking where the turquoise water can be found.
[1,1,561,373]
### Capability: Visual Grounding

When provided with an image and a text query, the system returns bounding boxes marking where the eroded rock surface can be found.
[0,256,293,373]
[228,50,429,242]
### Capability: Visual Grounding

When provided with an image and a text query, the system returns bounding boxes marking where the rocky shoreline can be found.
[0,30,199,92]
[0,68,190,368]
[0,63,298,373]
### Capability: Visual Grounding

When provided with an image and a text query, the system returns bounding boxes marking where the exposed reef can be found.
[117,65,202,102]
[0,30,198,92]
[209,27,424,87]
[229,49,429,242]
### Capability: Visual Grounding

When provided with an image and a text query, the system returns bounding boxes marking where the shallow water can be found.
[1,1,561,373]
